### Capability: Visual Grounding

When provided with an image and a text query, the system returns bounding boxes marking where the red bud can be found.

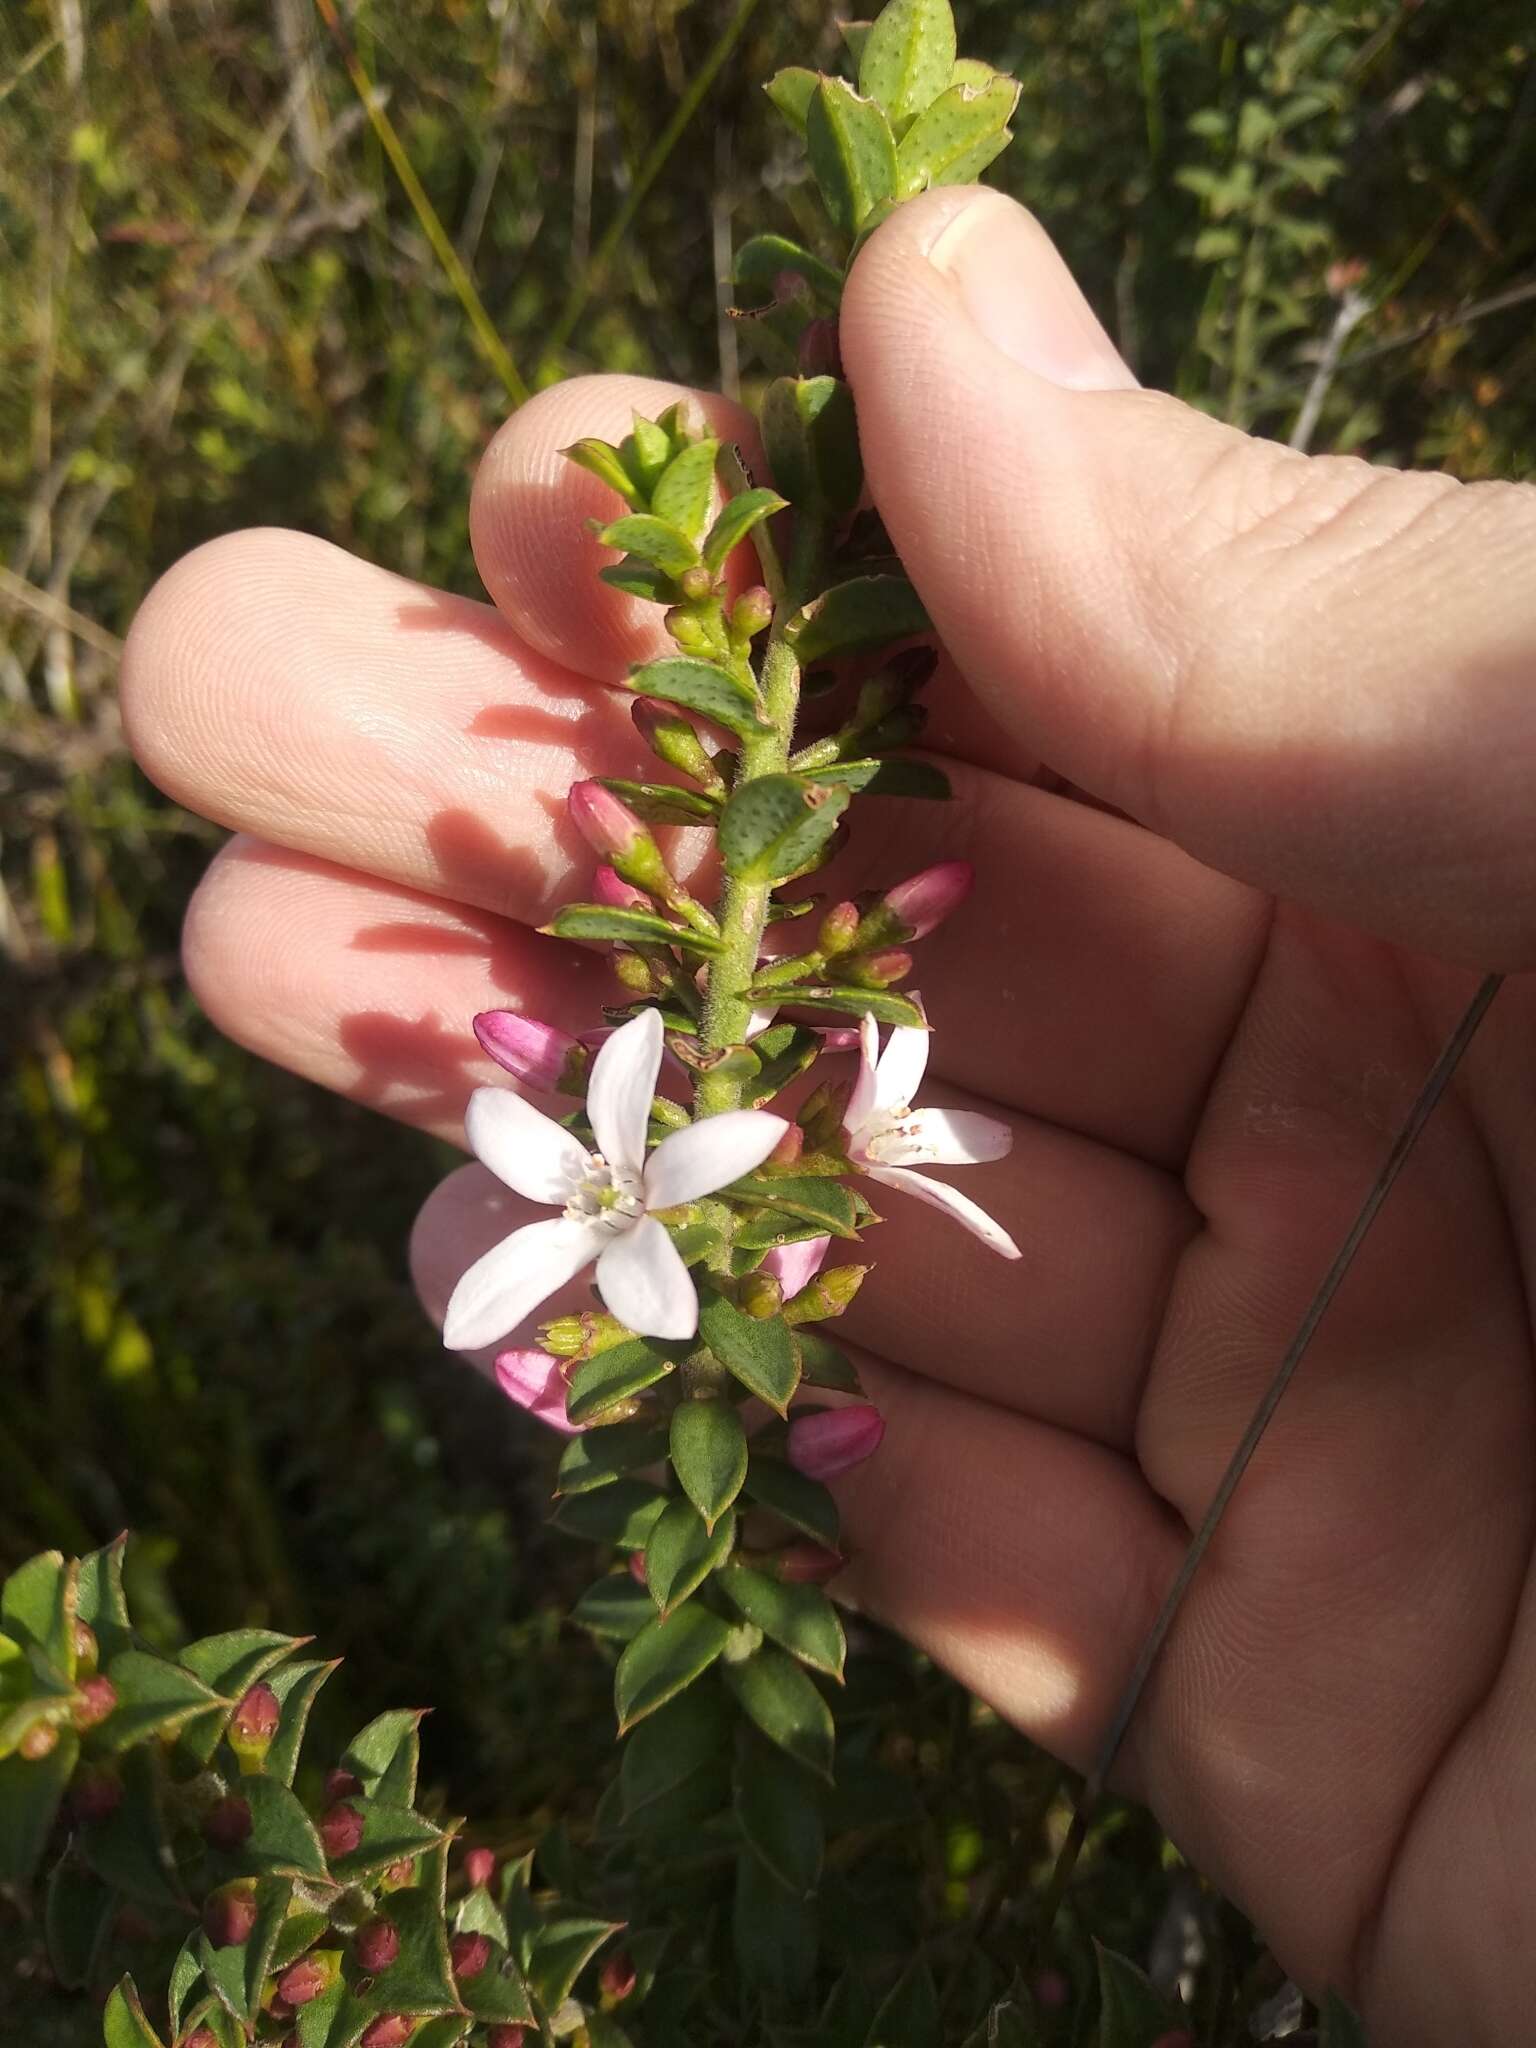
[275,1957,328,2008]
[318,1802,365,1859]
[323,1767,363,1804]
[359,2018,414,2048]
[450,1930,492,1980]
[355,1918,402,1974]
[71,1674,117,1731]
[72,1619,98,1672]
[600,1948,637,2002]
[182,2031,221,2048]
[70,1765,124,1824]
[203,1881,258,1949]
[487,2030,528,2048]
[19,1721,60,1761]
[776,1541,845,1585]
[229,1681,280,1758]
[463,1847,497,1889]
[202,1795,253,1851]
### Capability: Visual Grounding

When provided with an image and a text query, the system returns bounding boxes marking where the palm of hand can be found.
[122,375,1535,2047]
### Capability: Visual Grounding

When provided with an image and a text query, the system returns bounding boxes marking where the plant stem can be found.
[695,517,827,1115]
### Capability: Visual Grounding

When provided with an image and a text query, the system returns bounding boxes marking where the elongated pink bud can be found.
[355,1918,401,1973]
[777,1541,845,1585]
[815,1026,861,1052]
[592,864,649,911]
[881,861,973,941]
[495,1349,581,1436]
[463,1847,497,1889]
[761,1236,829,1298]
[786,1404,884,1481]
[473,1012,588,1095]
[768,1123,804,1167]
[569,780,645,861]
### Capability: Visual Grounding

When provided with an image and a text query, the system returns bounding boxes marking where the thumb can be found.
[841,186,1536,969]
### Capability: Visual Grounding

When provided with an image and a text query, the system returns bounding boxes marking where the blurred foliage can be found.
[1,0,1531,2039]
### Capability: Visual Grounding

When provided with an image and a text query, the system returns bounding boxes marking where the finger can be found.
[121,524,1268,1155]
[842,186,1536,967]
[196,840,1192,1447]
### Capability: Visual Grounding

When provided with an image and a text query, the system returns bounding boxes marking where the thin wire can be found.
[1039,970,1505,1931]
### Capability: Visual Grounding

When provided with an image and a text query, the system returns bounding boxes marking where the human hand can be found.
[122,185,1536,2044]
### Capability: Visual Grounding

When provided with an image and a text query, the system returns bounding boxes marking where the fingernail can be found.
[925,193,1138,392]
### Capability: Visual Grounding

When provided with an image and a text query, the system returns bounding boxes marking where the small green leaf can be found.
[1319,1990,1371,2048]
[728,1176,862,1242]
[264,1657,340,1787]
[167,1935,204,2035]
[615,1603,731,1731]
[801,756,952,800]
[702,488,788,573]
[806,77,898,236]
[777,985,926,1028]
[102,1979,168,2048]
[458,1947,538,2025]
[598,556,674,602]
[620,1685,732,1818]
[596,513,698,577]
[566,1338,678,1425]
[1094,1940,1180,2047]
[544,903,724,959]
[734,233,843,306]
[733,1842,817,1997]
[841,20,873,65]
[626,655,771,740]
[784,575,930,662]
[270,1908,330,1971]
[75,1539,132,1664]
[896,74,1021,195]
[45,1857,115,1992]
[644,1500,736,1615]
[858,0,957,132]
[670,1398,749,1528]
[867,1958,942,2045]
[198,1874,292,2023]
[0,1725,74,1893]
[623,414,673,493]
[235,1775,330,1881]
[651,437,720,543]
[527,1916,623,2010]
[563,437,645,510]
[735,1729,825,1894]
[551,1479,669,1550]
[343,1707,425,1806]
[745,1456,841,1548]
[329,1798,444,1883]
[724,1645,835,1780]
[75,1744,184,1910]
[761,376,862,518]
[764,66,820,136]
[102,1649,226,1751]
[717,774,850,884]
[795,1328,864,1395]
[717,1565,846,1679]
[596,777,720,827]
[557,1420,670,1495]
[570,1575,655,1643]
[696,1289,801,1413]
[2,1552,75,1674]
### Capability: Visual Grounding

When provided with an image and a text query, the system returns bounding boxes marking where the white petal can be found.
[465,1087,589,1204]
[596,1215,699,1339]
[898,1108,1013,1165]
[442,1215,601,1351]
[874,1024,930,1115]
[865,1165,1021,1259]
[643,1109,789,1209]
[845,1014,881,1135]
[746,1006,779,1039]
[586,1007,663,1180]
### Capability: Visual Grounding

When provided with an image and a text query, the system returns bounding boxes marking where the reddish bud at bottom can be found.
[319,1802,366,1859]
[324,1767,363,1804]
[1032,1969,1069,2011]
[599,1949,637,2002]
[71,1766,124,1824]
[776,1541,845,1585]
[202,1794,253,1851]
[359,2018,414,2048]
[462,1847,497,1889]
[19,1721,60,1761]
[72,1619,99,1672]
[276,1958,329,2008]
[450,1931,492,1980]
[355,1918,402,1974]
[786,1403,886,1482]
[203,1882,258,1950]
[70,1674,118,1732]
[182,2030,220,2048]
[767,1122,804,1166]
[229,1680,280,1758]
[627,1550,648,1586]
[381,1856,416,1889]
[486,2030,527,2048]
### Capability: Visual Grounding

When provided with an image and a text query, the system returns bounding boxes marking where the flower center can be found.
[864,1106,933,1168]
[564,1152,645,1235]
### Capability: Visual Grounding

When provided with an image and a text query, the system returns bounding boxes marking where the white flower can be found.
[844,1014,1020,1258]
[444,1009,788,1349]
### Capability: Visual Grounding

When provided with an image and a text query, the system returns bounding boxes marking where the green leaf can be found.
[670,1397,748,1528]
[1319,1990,1371,2048]
[75,1743,184,1910]
[566,1338,678,1425]
[795,1328,864,1395]
[841,20,873,65]
[734,233,843,306]
[764,66,820,137]
[570,1575,655,1644]
[615,1602,731,1731]
[745,1455,841,1548]
[2,1551,75,1673]
[75,1539,132,1664]
[717,773,850,884]
[626,655,770,740]
[867,1958,942,2045]
[733,1846,817,1998]
[551,1478,669,1550]
[784,575,930,662]
[102,1979,168,2048]
[0,1730,76,1893]
[896,74,1020,195]
[1094,1940,1180,2047]
[458,1947,538,2026]
[526,1916,623,2010]
[859,0,957,132]
[596,513,697,577]
[696,1289,801,1413]
[806,78,898,236]
[728,1175,862,1243]
[777,985,926,1028]
[45,1857,115,1992]
[179,1627,302,1765]
[233,1773,330,1880]
[595,777,720,826]
[702,488,788,574]
[455,1885,510,1944]
[620,1685,732,1819]
[761,375,862,518]
[351,1883,465,2019]
[168,1935,204,2035]
[801,756,952,800]
[198,1874,292,2024]
[270,1908,331,1971]
[724,1645,835,1780]
[735,1729,825,1894]
[563,437,645,510]
[329,1798,444,1883]
[624,415,674,494]
[102,1648,226,1750]
[557,1420,670,1495]
[598,556,674,602]
[717,1565,846,1679]
[651,437,720,543]
[644,1500,737,1616]
[264,1656,340,1787]
[344,1707,425,1806]
[544,903,724,959]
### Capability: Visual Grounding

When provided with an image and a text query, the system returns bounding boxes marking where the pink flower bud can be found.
[487,2030,528,2048]
[229,1681,280,1757]
[592,864,649,911]
[319,1802,365,1859]
[381,1856,416,1889]
[183,2031,221,2048]
[678,564,716,603]
[761,1236,830,1299]
[841,947,912,990]
[814,1026,861,1052]
[463,1847,497,1889]
[324,1767,363,1804]
[767,1122,804,1167]
[1032,1969,1068,2010]
[19,1722,59,1760]
[70,1675,117,1731]
[786,1404,885,1481]
[450,1931,492,1980]
[355,1918,401,1974]
[600,1948,637,2002]
[627,1549,648,1586]
[730,586,774,640]
[203,1882,257,1950]
[276,1957,328,2008]
[495,1349,580,1436]
[70,1765,123,1824]
[203,1795,253,1851]
[777,1541,845,1585]
[72,1620,98,1672]
[818,901,860,955]
[882,861,973,942]
[473,1011,586,1093]
[569,780,644,862]
[797,316,844,379]
[359,2018,413,2048]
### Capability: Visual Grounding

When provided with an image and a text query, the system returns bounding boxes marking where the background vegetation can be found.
[3,0,1533,2038]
